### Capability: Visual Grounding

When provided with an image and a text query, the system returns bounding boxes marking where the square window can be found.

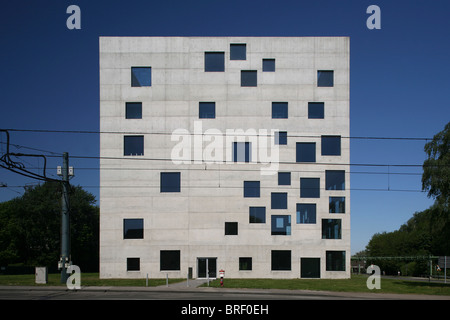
[322,136,341,156]
[272,102,288,119]
[241,70,257,87]
[124,136,144,156]
[278,172,291,185]
[296,204,316,224]
[329,197,345,213]
[271,192,288,209]
[160,250,180,271]
[301,258,321,278]
[271,215,291,235]
[271,250,291,271]
[263,59,275,72]
[296,142,316,162]
[244,181,260,198]
[160,172,181,192]
[308,102,324,119]
[322,219,342,239]
[317,70,334,87]
[233,142,251,162]
[205,52,225,72]
[249,207,266,223]
[300,178,320,198]
[225,222,238,235]
[326,170,345,190]
[230,44,246,60]
[126,102,142,119]
[123,218,144,239]
[131,67,151,87]
[239,257,252,271]
[199,102,216,119]
[275,131,287,145]
[127,257,140,271]
[326,251,346,271]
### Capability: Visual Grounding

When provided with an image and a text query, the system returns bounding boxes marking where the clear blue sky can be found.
[0,0,449,254]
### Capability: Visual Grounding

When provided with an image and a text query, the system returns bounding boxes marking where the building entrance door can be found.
[197,257,217,279]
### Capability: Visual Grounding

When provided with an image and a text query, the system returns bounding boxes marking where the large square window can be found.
[275,131,287,145]
[308,102,324,119]
[241,70,257,87]
[271,192,288,209]
[233,142,251,162]
[300,178,320,198]
[249,207,266,223]
[296,203,316,224]
[322,136,341,156]
[271,215,291,235]
[271,250,291,271]
[199,102,216,119]
[272,102,288,119]
[326,251,346,271]
[124,136,144,156]
[317,70,334,87]
[244,181,260,197]
[160,250,180,271]
[225,222,238,235]
[205,52,225,72]
[278,172,291,185]
[325,170,345,190]
[123,218,144,239]
[160,172,181,192]
[230,44,246,60]
[301,258,321,278]
[329,197,345,213]
[127,257,140,271]
[263,59,275,72]
[296,142,316,162]
[131,67,151,87]
[126,102,142,119]
[239,257,252,271]
[322,219,342,239]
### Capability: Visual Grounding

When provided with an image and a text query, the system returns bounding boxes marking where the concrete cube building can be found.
[99,37,350,279]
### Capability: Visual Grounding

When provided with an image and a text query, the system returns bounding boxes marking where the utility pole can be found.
[59,152,70,284]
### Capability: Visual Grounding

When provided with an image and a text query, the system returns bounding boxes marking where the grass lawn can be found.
[202,275,450,296]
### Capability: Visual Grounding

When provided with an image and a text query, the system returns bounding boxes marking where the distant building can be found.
[99,37,350,279]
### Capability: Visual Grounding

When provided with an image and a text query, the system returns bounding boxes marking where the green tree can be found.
[0,182,99,271]
[422,121,450,209]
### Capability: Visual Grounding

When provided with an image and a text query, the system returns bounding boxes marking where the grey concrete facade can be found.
[99,37,350,279]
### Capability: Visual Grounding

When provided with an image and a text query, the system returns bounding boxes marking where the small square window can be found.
[296,204,316,224]
[301,258,321,278]
[225,222,238,235]
[308,102,324,119]
[322,219,342,239]
[271,215,291,235]
[239,257,252,271]
[123,218,144,239]
[230,44,246,60]
[126,102,142,119]
[271,250,291,271]
[205,52,225,72]
[271,192,288,209]
[160,250,180,271]
[263,59,275,72]
[300,178,320,198]
[249,207,266,223]
[127,257,140,271]
[272,102,288,119]
[199,102,215,119]
[241,70,257,87]
[329,197,345,213]
[131,67,151,87]
[278,172,291,185]
[296,142,316,162]
[326,251,346,271]
[322,136,341,156]
[160,172,181,193]
[233,142,251,162]
[275,131,287,145]
[325,170,345,190]
[124,136,144,156]
[317,70,334,87]
[244,181,260,198]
